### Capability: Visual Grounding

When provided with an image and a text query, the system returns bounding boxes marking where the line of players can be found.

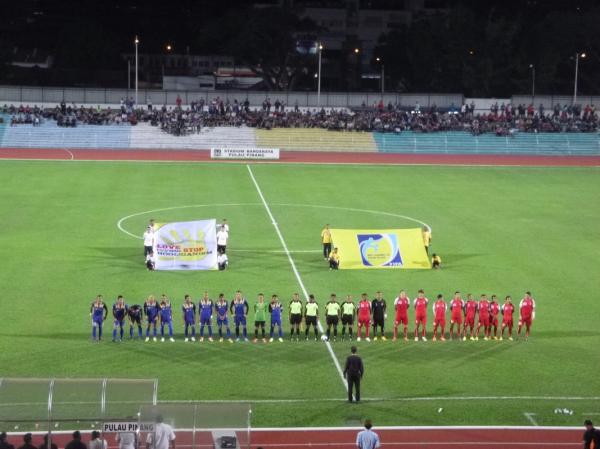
[89,289,536,343]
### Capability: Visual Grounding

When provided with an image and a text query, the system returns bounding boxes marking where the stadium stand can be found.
[256,128,377,152]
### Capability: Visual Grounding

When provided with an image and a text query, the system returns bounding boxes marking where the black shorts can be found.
[217,244,227,254]
[305,316,317,326]
[372,317,385,326]
[326,316,339,326]
[129,315,141,324]
[290,313,302,325]
[144,245,153,256]
[255,320,265,327]
[342,314,354,325]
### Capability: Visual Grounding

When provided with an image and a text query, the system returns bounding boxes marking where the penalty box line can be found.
[246,164,348,391]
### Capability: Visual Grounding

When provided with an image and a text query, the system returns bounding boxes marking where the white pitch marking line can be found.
[246,164,347,391]
[62,148,75,160]
[524,412,539,426]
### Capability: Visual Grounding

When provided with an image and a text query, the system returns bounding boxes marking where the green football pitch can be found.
[0,160,599,427]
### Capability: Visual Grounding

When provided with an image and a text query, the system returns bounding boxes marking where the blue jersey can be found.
[199,300,213,318]
[230,299,249,317]
[113,303,128,321]
[160,303,172,322]
[215,301,229,319]
[90,302,107,321]
[182,303,196,323]
[144,302,159,321]
[270,301,283,320]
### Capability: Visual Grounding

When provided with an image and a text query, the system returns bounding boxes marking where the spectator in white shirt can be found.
[143,226,155,260]
[116,431,136,449]
[216,225,228,254]
[217,252,228,271]
[146,416,175,449]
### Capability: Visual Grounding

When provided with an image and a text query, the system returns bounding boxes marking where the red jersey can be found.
[450,298,464,316]
[478,300,490,318]
[358,300,371,318]
[433,300,447,319]
[414,297,429,316]
[465,300,478,317]
[489,301,500,317]
[519,297,535,318]
[394,297,410,315]
[502,303,515,320]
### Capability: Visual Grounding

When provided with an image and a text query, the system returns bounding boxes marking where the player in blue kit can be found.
[144,295,159,342]
[90,295,108,342]
[269,294,284,342]
[112,295,128,342]
[215,293,233,343]
[159,295,175,342]
[198,291,214,342]
[229,290,249,342]
[128,303,143,339]
[182,295,196,342]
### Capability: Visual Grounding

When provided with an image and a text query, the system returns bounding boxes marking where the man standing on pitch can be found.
[143,226,155,261]
[343,346,364,403]
[321,224,332,260]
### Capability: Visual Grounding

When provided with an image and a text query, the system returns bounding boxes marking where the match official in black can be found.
[343,345,364,403]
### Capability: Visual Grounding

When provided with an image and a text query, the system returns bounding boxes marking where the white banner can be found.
[103,422,155,432]
[210,147,280,159]
[154,220,217,270]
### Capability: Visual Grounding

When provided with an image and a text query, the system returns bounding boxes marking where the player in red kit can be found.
[517,291,536,340]
[356,293,372,342]
[393,290,410,341]
[462,294,478,341]
[413,289,429,342]
[475,294,491,340]
[449,291,464,340]
[489,295,500,340]
[500,296,515,340]
[432,294,447,341]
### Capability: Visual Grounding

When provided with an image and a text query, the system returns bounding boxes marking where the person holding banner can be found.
[329,247,340,270]
[143,226,155,261]
[321,224,333,260]
[216,225,229,254]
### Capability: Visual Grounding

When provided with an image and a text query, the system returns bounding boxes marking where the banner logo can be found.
[357,233,403,267]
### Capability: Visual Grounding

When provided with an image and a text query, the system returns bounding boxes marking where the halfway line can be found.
[246,164,347,390]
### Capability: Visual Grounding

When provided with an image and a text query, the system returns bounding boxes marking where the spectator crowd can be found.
[3,97,599,137]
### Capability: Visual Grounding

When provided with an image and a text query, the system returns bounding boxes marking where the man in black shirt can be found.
[583,420,600,449]
[38,434,57,449]
[65,432,87,449]
[17,434,36,449]
[0,432,15,449]
[343,346,364,403]
[371,292,387,341]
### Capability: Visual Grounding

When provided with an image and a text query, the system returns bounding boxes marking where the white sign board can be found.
[102,422,155,433]
[210,147,280,160]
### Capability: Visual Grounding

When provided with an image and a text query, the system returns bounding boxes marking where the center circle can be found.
[117,203,431,239]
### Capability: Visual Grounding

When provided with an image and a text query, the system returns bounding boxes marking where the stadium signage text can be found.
[210,147,280,160]
[102,422,155,432]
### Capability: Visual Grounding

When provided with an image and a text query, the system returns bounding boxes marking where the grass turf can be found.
[0,160,599,428]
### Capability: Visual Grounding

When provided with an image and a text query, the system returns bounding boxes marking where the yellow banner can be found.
[329,228,430,269]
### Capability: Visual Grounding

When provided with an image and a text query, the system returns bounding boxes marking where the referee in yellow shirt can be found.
[325,294,341,341]
[321,224,333,260]
[304,294,320,341]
